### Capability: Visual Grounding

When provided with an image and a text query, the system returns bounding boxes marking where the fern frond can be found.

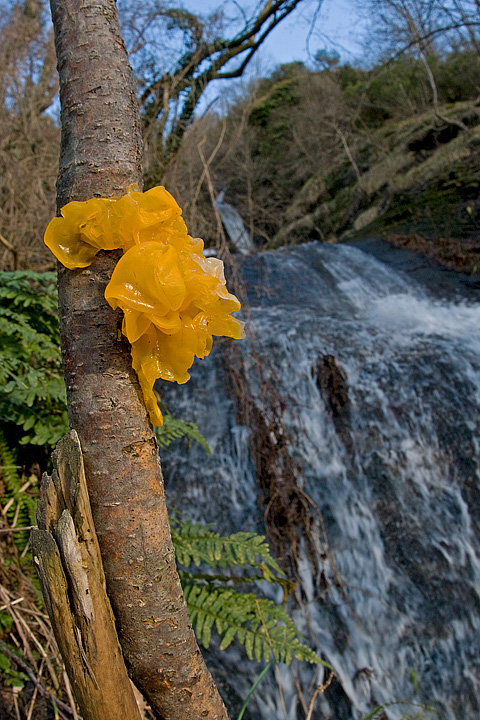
[0,271,68,446]
[0,430,19,493]
[183,583,325,666]
[0,429,36,550]
[155,408,211,454]
[171,518,284,578]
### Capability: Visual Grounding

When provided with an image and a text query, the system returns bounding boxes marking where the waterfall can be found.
[215,189,253,254]
[159,241,480,720]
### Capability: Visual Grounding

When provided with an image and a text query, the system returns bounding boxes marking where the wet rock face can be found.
[160,241,480,720]
[315,354,352,451]
[408,123,462,155]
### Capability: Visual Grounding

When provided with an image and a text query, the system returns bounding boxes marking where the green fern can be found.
[0,271,68,447]
[171,518,284,584]
[155,407,211,454]
[172,516,324,666]
[0,271,207,452]
[0,270,322,668]
[0,429,37,550]
[183,582,325,665]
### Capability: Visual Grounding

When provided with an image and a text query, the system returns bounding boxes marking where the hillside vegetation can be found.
[2,10,480,274]
[168,50,480,273]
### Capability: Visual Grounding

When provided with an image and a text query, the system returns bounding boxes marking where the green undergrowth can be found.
[270,101,480,262]
[0,271,68,448]
[0,269,324,712]
[155,405,211,454]
[171,517,324,665]
[0,429,37,550]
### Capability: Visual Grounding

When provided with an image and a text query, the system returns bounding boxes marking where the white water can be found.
[160,242,480,720]
[215,190,253,254]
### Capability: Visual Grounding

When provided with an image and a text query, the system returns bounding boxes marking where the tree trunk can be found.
[49,1,229,718]
[32,431,143,720]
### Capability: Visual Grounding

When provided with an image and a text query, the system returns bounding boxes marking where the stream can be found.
[159,240,480,720]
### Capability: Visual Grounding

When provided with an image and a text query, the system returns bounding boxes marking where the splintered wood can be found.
[31,430,142,720]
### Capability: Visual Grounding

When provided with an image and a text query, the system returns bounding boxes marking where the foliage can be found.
[154,406,210,453]
[0,271,68,447]
[0,270,216,455]
[0,429,37,550]
[0,650,28,690]
[184,582,322,664]
[171,516,325,666]
[343,56,431,125]
[156,409,212,453]
[172,518,284,579]
[0,269,321,668]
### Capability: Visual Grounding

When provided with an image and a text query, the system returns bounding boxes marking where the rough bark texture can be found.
[32,431,142,720]
[49,2,229,718]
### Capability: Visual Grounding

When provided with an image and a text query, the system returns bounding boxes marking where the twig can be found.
[62,670,80,720]
[2,479,34,516]
[0,597,24,612]
[13,605,50,622]
[16,610,60,691]
[26,657,44,720]
[13,686,21,720]
[0,526,34,534]
[0,639,76,717]
[305,671,333,720]
[293,671,308,716]
[26,684,39,720]
[192,115,227,209]
[0,230,15,251]
[0,586,37,667]
[0,231,18,269]
[197,136,228,252]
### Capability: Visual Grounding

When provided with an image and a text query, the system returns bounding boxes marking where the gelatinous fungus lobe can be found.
[45,185,244,426]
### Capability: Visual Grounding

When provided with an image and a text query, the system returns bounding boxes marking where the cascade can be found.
[160,241,480,720]
[215,189,253,254]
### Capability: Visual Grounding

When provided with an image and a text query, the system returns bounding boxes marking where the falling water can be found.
[159,241,480,720]
[215,190,253,254]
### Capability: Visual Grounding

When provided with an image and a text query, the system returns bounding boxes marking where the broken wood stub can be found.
[31,430,142,720]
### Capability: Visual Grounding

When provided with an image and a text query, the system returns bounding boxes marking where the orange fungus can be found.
[44,185,245,426]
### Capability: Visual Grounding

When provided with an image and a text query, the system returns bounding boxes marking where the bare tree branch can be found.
[132,0,316,181]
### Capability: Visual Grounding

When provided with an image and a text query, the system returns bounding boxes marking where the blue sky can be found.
[256,0,366,65]
[182,0,366,69]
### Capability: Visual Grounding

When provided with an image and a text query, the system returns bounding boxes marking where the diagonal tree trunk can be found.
[49,1,229,718]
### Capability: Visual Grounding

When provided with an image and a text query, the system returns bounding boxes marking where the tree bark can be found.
[32,431,143,720]
[49,1,229,718]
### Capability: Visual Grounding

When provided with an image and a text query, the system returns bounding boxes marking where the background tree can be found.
[0,0,58,271]
[0,0,325,270]
[439,0,480,55]
[357,0,452,121]
[118,0,323,183]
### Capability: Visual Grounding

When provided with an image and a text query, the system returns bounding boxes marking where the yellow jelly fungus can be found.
[44,185,245,427]
[44,185,191,268]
